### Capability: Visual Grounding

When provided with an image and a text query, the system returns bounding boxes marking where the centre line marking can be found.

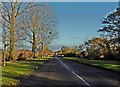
[56,57,91,87]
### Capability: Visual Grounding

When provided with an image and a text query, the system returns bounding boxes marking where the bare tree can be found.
[21,4,58,58]
[1,1,33,61]
[39,5,58,57]
[21,5,43,58]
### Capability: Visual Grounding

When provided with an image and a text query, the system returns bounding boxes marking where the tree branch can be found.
[2,15,10,23]
[15,2,32,17]
[2,23,10,29]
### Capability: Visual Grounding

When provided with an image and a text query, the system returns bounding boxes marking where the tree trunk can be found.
[3,50,6,66]
[3,40,7,66]
[3,28,7,66]
[41,37,44,58]
[32,31,36,58]
[9,9,15,62]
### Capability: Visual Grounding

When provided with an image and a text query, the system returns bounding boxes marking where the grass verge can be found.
[64,57,120,73]
[2,57,51,85]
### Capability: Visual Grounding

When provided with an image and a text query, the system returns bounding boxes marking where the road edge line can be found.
[55,57,91,87]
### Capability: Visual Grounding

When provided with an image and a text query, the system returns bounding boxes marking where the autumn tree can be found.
[84,37,118,60]
[72,46,80,57]
[59,46,76,57]
[84,38,106,59]
[98,1,120,60]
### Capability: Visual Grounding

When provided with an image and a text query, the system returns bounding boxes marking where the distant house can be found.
[14,50,33,60]
[0,49,33,61]
[44,48,53,56]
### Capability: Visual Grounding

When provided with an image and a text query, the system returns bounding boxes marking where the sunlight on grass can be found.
[64,57,120,72]
[2,57,51,85]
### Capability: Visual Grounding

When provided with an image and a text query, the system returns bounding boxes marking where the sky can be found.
[48,2,118,51]
[0,2,118,51]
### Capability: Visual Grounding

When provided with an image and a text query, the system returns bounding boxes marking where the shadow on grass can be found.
[2,59,51,85]
[24,59,50,63]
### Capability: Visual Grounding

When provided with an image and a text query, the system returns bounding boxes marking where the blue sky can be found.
[0,2,118,51]
[48,2,117,51]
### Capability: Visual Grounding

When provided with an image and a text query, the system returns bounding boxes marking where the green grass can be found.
[2,57,51,85]
[64,57,120,72]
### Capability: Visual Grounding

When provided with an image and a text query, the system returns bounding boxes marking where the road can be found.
[19,57,120,87]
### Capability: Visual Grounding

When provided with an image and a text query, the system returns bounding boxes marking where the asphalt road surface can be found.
[19,57,120,87]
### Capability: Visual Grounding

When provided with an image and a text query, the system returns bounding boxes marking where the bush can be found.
[63,53,76,57]
[104,54,117,60]
[17,53,26,61]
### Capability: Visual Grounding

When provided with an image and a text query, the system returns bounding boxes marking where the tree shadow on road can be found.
[18,74,88,87]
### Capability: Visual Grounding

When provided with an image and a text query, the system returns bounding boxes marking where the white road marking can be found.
[55,57,91,87]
